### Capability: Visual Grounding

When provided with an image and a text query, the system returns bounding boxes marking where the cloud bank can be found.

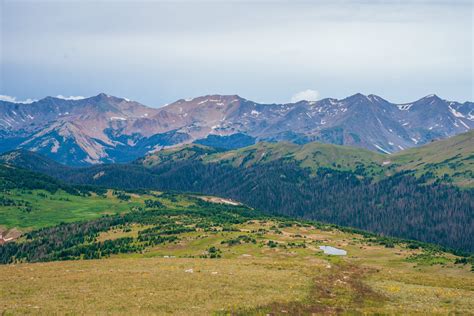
[56,95,86,100]
[0,95,36,104]
[1,1,472,104]
[291,90,320,103]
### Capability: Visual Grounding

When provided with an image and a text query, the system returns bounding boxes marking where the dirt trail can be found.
[232,262,386,315]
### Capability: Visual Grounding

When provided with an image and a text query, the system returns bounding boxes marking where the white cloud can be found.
[0,95,36,104]
[0,95,16,102]
[56,95,86,100]
[291,89,320,103]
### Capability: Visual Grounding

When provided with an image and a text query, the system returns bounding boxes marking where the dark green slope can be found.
[0,163,76,194]
[0,149,72,178]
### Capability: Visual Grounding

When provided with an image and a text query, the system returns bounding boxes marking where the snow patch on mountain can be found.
[397,103,413,111]
[374,144,391,154]
[458,120,469,129]
[448,106,465,118]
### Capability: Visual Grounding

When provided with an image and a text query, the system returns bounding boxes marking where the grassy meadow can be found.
[0,189,151,231]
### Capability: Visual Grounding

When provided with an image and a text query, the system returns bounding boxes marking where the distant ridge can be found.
[0,93,472,165]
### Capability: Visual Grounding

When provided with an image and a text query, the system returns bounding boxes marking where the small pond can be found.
[319,245,347,256]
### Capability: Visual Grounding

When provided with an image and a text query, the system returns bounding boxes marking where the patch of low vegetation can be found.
[221,235,256,246]
[454,255,474,272]
[112,190,131,201]
[201,246,222,258]
[405,251,452,266]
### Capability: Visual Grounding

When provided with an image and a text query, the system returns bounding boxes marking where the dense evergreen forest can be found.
[34,160,474,252]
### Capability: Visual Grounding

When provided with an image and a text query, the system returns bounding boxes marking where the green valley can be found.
[0,189,143,230]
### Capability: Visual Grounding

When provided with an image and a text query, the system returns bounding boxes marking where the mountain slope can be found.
[207,141,385,174]
[141,130,474,185]
[1,93,472,165]
[390,130,474,186]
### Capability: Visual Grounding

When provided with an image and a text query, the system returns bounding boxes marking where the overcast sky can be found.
[1,0,472,106]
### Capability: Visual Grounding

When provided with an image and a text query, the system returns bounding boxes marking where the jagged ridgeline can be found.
[2,131,473,252]
[1,93,472,165]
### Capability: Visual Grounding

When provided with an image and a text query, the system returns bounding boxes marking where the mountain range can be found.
[0,93,472,165]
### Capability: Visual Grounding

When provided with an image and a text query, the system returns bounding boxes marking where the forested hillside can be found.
[1,132,473,252]
[90,160,474,252]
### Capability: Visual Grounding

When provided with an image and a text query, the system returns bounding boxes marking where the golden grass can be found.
[0,258,313,315]
[1,220,473,315]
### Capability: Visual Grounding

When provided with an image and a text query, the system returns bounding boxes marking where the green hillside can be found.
[390,130,474,187]
[140,131,473,185]
[139,141,385,174]
[138,144,219,167]
[137,141,387,181]
[209,141,385,176]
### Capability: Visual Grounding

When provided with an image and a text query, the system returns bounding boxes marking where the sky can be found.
[1,0,473,107]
